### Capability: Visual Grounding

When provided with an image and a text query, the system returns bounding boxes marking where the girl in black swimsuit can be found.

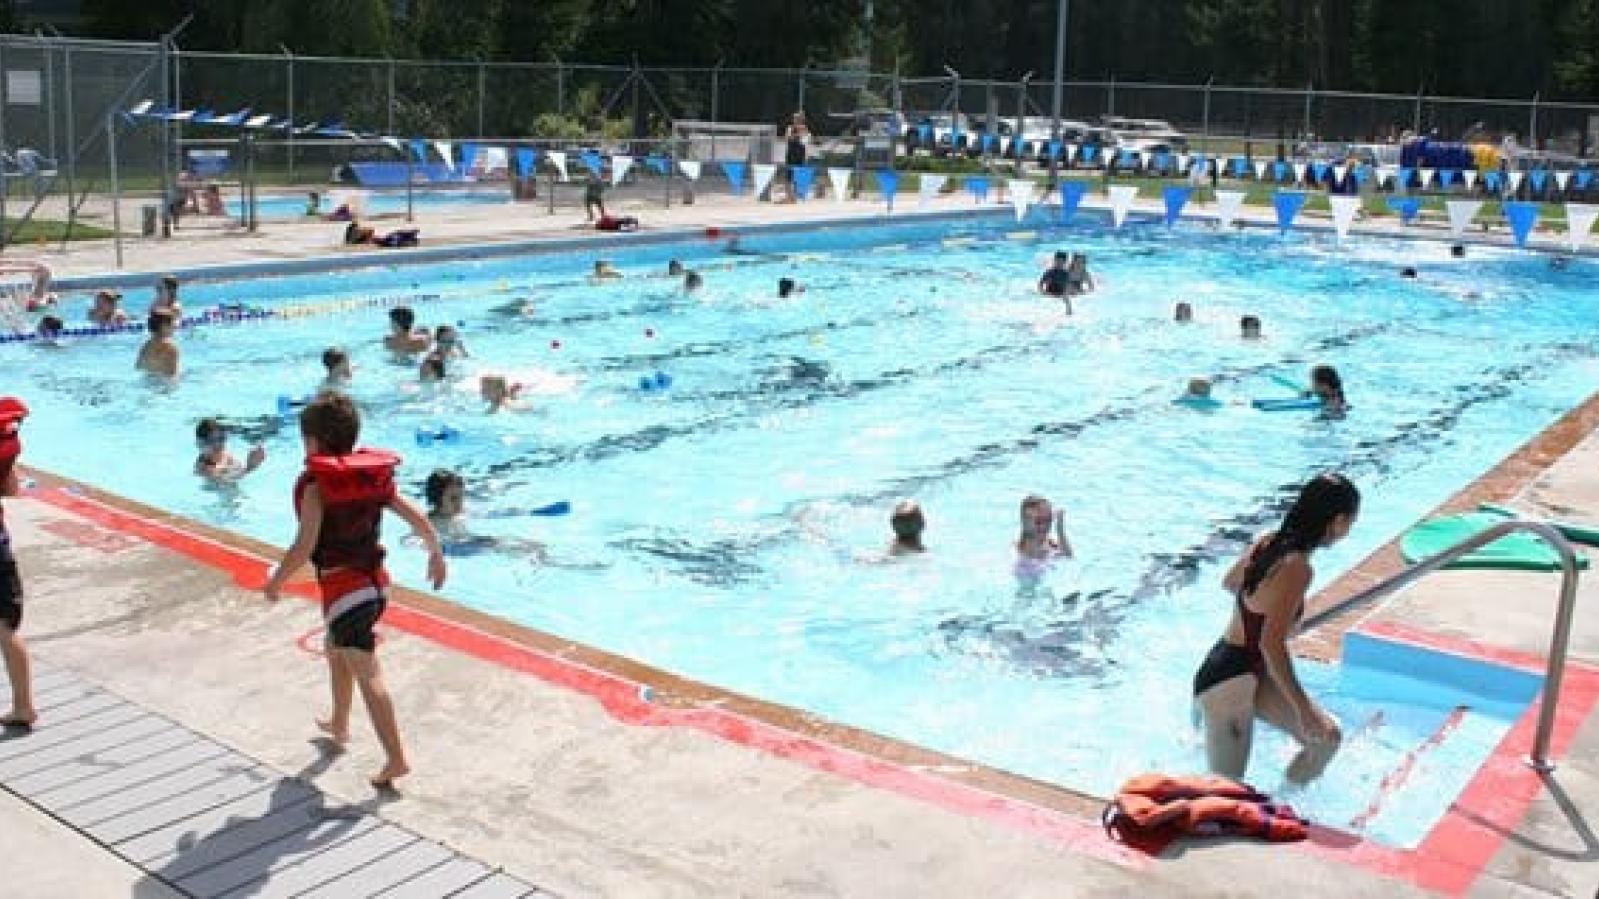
[1193,473,1360,783]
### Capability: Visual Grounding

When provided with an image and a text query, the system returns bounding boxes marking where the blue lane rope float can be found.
[0,290,448,343]
[1173,395,1224,410]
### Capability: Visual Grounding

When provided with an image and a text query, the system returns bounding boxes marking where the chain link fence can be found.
[3,32,1598,237]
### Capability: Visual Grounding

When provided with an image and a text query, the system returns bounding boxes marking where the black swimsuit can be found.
[1192,590,1267,695]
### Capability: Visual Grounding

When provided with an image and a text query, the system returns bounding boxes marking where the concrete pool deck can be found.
[2,194,1598,896]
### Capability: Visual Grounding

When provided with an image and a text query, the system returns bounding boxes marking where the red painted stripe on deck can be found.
[1347,705,1469,831]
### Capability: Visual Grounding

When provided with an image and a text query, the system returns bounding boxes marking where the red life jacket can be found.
[1102,773,1309,844]
[293,448,399,572]
[0,397,28,532]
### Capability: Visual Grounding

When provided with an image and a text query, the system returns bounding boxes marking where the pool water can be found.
[8,212,1592,847]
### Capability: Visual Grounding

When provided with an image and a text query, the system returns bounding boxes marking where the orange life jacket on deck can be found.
[293,448,399,572]
[1102,773,1309,843]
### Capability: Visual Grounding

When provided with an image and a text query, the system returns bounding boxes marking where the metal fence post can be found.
[477,60,486,136]
[283,47,295,183]
[41,33,56,163]
[62,45,75,219]
[1529,91,1540,149]
[797,67,806,113]
[555,59,565,116]
[108,111,122,267]
[1412,84,1423,135]
[1108,73,1115,116]
[387,58,396,134]
[1302,82,1313,139]
[159,40,169,235]
[711,60,721,124]
[0,40,8,244]
[1202,76,1213,154]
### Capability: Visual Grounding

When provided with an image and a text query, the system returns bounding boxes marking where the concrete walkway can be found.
[0,662,544,897]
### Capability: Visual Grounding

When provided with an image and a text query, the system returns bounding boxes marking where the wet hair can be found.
[389,306,415,331]
[1400,266,1418,279]
[420,354,447,381]
[299,390,361,455]
[1238,473,1361,597]
[148,310,175,334]
[1053,250,1070,264]
[667,259,684,276]
[890,500,925,541]
[1311,364,1346,405]
[1174,301,1193,322]
[195,417,225,444]
[158,274,179,294]
[1240,314,1261,334]
[424,468,464,511]
[593,260,609,274]
[37,315,63,335]
[1018,493,1051,539]
[685,270,704,290]
[322,346,348,372]
[434,324,457,341]
[778,277,797,298]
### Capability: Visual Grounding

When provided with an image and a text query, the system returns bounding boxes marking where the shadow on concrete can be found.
[135,738,392,898]
[1450,770,1599,863]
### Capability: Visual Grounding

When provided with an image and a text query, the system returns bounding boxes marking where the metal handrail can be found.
[1304,519,1580,772]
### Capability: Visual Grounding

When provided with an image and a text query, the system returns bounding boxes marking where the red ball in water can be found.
[704,226,722,238]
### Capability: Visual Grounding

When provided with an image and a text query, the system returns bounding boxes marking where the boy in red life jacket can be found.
[262,391,446,789]
[0,397,35,730]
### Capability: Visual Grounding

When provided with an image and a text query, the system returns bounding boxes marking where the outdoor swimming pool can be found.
[8,211,1596,848]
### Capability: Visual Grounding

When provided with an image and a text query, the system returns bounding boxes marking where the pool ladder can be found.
[1303,519,1579,772]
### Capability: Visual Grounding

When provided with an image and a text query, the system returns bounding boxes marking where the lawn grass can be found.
[1,218,117,242]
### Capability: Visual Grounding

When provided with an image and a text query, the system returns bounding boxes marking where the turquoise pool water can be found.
[227,188,513,220]
[8,212,1590,847]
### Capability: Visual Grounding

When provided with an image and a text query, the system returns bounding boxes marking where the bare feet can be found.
[1,710,37,730]
[370,759,410,790]
[315,719,349,747]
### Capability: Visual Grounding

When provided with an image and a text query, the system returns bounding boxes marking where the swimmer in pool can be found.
[194,417,266,485]
[592,260,623,281]
[667,259,684,277]
[1193,473,1356,783]
[423,469,549,561]
[684,270,704,293]
[419,352,447,384]
[432,324,469,360]
[1174,301,1194,323]
[778,277,806,298]
[1240,314,1263,340]
[1180,376,1214,404]
[321,347,352,389]
[887,500,926,556]
[1309,364,1348,415]
[1282,364,1348,415]
[384,306,431,358]
[1017,494,1073,562]
[480,374,529,413]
